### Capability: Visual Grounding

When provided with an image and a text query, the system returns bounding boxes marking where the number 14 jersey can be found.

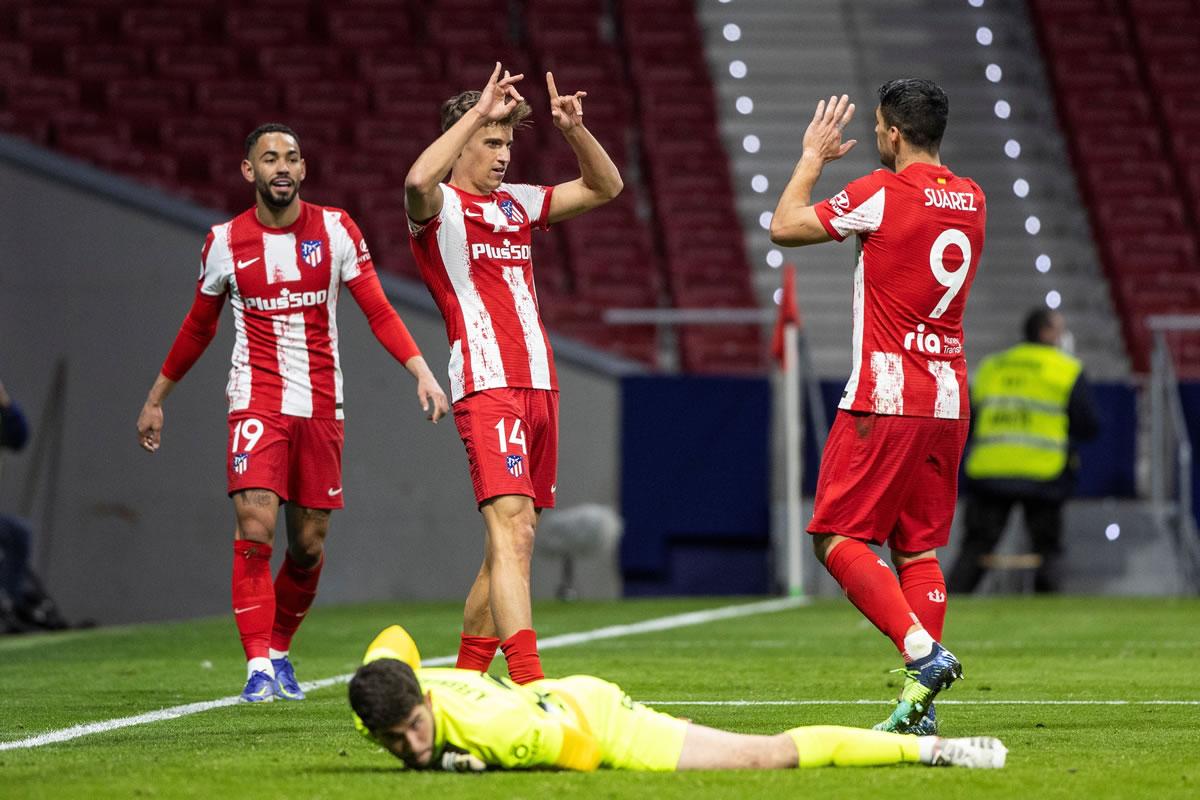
[814,163,986,420]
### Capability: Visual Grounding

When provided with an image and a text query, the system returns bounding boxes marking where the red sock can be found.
[898,557,947,642]
[824,539,919,656]
[500,629,544,684]
[232,540,275,661]
[456,633,501,671]
[270,551,323,653]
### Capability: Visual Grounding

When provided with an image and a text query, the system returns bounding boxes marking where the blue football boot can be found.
[239,670,276,703]
[271,656,306,701]
[873,643,961,732]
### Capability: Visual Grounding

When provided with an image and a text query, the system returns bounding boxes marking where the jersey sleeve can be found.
[812,172,887,242]
[407,184,450,240]
[326,209,375,283]
[198,227,233,296]
[500,183,554,231]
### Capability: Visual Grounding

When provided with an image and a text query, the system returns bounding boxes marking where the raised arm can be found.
[769,94,857,247]
[545,72,623,224]
[405,63,526,223]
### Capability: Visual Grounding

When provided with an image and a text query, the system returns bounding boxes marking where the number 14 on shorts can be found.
[494,418,527,454]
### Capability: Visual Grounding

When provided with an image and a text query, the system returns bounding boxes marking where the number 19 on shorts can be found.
[232,418,264,452]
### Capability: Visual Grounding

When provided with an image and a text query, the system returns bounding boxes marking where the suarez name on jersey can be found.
[199,201,376,420]
[813,163,987,420]
[409,182,557,403]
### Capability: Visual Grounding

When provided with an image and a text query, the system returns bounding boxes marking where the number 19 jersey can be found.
[813,163,986,419]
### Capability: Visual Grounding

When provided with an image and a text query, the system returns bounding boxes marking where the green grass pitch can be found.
[2,596,1198,798]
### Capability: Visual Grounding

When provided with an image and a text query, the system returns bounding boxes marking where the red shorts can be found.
[226,411,345,509]
[808,411,968,551]
[453,387,559,509]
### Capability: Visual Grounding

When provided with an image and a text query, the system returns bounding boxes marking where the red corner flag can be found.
[771,264,800,367]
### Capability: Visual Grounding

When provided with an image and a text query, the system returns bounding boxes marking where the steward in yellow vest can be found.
[950,310,1098,593]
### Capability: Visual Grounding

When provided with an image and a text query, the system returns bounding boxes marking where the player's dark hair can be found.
[441,91,532,132]
[877,79,948,151]
[1024,308,1058,343]
[245,123,300,158]
[348,659,424,733]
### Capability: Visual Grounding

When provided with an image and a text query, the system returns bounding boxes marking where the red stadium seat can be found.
[1042,17,1130,53]
[356,48,443,83]
[0,41,31,80]
[16,7,98,45]
[283,82,369,117]
[1051,53,1140,91]
[1061,90,1151,129]
[224,8,309,47]
[154,45,241,82]
[106,79,190,117]
[326,8,414,47]
[4,77,81,115]
[195,80,282,119]
[62,44,146,81]
[0,109,50,144]
[120,8,209,46]
[258,47,350,82]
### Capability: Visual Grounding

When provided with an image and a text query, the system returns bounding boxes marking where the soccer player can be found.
[768,81,986,734]
[347,625,1007,772]
[404,64,623,684]
[136,124,449,702]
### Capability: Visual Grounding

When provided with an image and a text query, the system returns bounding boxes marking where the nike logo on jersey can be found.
[464,209,482,218]
[328,487,343,496]
[233,605,262,615]
[236,257,260,270]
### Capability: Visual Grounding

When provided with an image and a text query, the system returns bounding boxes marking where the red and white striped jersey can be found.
[199,201,376,419]
[813,163,986,419]
[409,182,557,402]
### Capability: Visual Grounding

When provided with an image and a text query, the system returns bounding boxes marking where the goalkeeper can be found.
[348,626,1006,772]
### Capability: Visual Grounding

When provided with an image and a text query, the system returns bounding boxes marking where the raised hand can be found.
[802,94,857,163]
[546,72,586,132]
[473,62,525,123]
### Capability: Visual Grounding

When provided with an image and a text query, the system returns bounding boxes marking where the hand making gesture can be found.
[803,94,857,163]
[473,62,525,123]
[546,72,586,133]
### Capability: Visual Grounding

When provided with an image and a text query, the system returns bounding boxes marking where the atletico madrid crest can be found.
[506,454,524,478]
[233,453,249,474]
[301,239,323,267]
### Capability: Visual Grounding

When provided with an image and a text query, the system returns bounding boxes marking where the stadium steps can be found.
[697,0,1130,380]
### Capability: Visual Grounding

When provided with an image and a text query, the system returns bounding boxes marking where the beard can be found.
[878,145,896,170]
[256,176,299,209]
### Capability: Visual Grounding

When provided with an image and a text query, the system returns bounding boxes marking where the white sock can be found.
[247,657,274,679]
[268,648,289,660]
[903,629,935,662]
[918,736,938,764]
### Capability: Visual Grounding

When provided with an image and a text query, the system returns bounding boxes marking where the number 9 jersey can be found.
[813,163,986,420]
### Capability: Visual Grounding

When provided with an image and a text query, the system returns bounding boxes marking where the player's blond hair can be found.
[441,91,532,132]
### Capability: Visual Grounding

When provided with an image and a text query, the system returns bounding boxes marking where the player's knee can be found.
[492,520,536,563]
[288,537,324,567]
[236,519,273,544]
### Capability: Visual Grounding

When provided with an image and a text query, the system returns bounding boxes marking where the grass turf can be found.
[1,596,1198,799]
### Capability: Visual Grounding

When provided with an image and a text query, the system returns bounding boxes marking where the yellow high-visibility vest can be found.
[964,342,1082,481]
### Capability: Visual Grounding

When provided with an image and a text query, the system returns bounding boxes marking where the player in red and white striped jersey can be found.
[406,64,623,684]
[770,81,986,734]
[136,124,449,702]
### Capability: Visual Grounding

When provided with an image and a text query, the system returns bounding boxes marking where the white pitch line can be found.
[0,596,808,752]
[644,699,1200,706]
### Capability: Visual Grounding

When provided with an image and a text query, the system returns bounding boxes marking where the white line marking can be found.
[0,597,808,751]
[644,699,1200,706]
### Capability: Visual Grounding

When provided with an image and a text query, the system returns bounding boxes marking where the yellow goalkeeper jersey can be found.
[422,668,604,770]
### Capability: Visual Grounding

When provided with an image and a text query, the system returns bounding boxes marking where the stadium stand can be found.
[1029,0,1200,375]
[700,0,1131,381]
[0,0,761,372]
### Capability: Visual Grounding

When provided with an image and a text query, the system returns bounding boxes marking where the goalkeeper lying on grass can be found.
[348,626,1006,772]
